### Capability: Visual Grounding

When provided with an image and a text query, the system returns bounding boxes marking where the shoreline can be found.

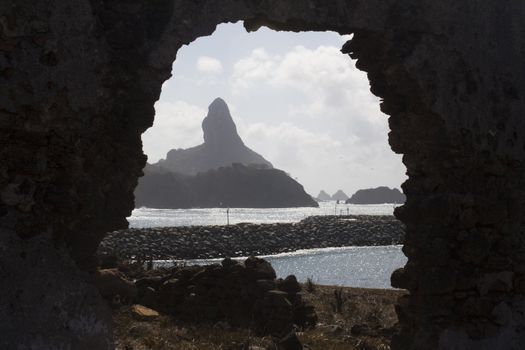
[108,257,405,349]
[99,214,404,260]
[152,244,405,263]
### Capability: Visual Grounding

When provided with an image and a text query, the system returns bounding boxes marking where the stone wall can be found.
[133,257,317,337]
[1,0,525,348]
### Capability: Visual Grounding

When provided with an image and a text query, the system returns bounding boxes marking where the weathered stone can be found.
[92,268,137,300]
[2,1,525,349]
[279,275,302,296]
[477,272,514,296]
[277,331,303,350]
[244,256,277,280]
[131,304,159,320]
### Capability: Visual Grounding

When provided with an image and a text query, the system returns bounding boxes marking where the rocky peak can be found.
[202,98,243,147]
[155,98,272,175]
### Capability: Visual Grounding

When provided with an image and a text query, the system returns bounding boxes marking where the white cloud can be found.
[231,45,388,145]
[143,100,206,163]
[229,45,406,194]
[196,56,223,74]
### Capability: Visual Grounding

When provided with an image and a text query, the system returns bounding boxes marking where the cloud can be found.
[231,45,389,145]
[142,100,206,163]
[230,45,406,194]
[237,120,404,196]
[196,56,223,74]
[145,28,407,196]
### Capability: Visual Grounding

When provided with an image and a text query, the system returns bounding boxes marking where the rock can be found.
[346,187,406,204]
[351,324,376,336]
[318,324,344,335]
[477,272,514,296]
[244,256,277,280]
[92,269,137,300]
[266,290,293,308]
[138,286,158,309]
[256,279,277,293]
[135,276,163,290]
[279,275,301,296]
[6,1,525,349]
[131,304,159,320]
[222,257,240,269]
[277,331,303,350]
[316,190,331,201]
[391,267,409,289]
[331,190,349,201]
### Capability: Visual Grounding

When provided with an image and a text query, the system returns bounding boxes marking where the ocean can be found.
[155,245,406,289]
[128,202,406,288]
[128,201,399,228]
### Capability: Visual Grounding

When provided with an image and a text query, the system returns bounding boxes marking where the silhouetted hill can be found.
[135,163,319,209]
[155,98,272,175]
[316,190,331,201]
[346,187,406,204]
[331,190,349,201]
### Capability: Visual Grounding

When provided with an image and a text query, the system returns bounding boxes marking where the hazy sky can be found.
[142,22,407,197]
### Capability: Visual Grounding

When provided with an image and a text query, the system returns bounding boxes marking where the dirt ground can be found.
[112,283,406,350]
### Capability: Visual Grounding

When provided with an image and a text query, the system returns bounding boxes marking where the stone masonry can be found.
[1,1,525,349]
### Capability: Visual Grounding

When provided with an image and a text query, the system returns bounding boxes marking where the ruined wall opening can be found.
[3,2,524,349]
[124,21,408,280]
[95,22,410,348]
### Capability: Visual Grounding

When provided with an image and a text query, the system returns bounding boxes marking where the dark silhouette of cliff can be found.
[135,163,318,208]
[346,187,406,204]
[156,98,272,175]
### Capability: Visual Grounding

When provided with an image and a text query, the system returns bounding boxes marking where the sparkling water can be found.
[131,202,406,288]
[128,201,400,228]
[156,245,407,289]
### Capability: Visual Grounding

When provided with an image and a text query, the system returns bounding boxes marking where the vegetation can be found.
[113,284,406,350]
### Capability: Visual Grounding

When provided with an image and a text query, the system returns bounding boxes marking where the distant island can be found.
[315,189,349,201]
[135,98,318,209]
[316,190,332,201]
[331,190,349,201]
[346,187,406,204]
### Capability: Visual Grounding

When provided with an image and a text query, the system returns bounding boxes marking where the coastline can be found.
[99,214,404,260]
[113,283,405,350]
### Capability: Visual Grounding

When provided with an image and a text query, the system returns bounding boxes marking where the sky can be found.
[142,22,407,197]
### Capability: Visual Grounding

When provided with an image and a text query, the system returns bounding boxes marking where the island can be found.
[135,98,318,208]
[346,186,406,204]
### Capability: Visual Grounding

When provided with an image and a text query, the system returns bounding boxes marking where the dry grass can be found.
[299,285,405,349]
[113,285,406,350]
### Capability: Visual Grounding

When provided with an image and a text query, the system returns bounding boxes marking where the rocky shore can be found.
[107,258,405,350]
[99,215,404,260]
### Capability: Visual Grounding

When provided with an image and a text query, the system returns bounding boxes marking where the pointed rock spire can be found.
[202,98,243,146]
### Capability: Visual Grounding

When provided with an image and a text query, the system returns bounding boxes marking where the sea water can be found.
[128,201,399,228]
[155,245,406,289]
[130,202,406,288]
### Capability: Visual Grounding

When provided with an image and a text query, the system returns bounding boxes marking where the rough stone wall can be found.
[1,0,525,349]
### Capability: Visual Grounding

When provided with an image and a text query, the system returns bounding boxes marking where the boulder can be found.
[277,331,303,350]
[92,269,137,300]
[244,256,277,280]
[131,304,159,320]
